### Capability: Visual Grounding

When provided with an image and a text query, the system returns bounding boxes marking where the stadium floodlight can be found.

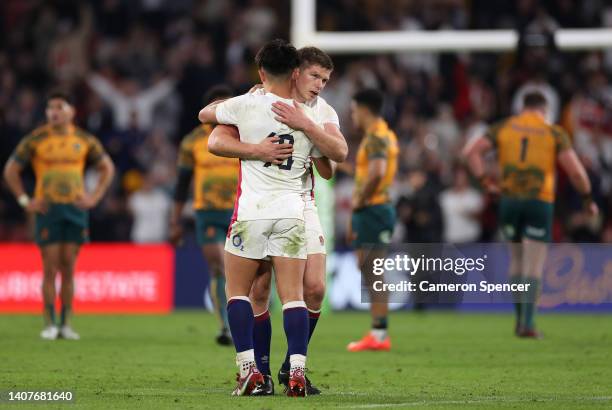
[292,0,612,53]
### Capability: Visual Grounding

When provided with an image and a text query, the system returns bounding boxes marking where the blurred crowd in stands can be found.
[1,0,611,245]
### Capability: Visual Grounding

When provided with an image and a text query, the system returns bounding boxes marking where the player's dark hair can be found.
[523,91,547,108]
[353,88,384,115]
[255,39,299,78]
[47,89,74,106]
[203,84,234,105]
[298,47,334,71]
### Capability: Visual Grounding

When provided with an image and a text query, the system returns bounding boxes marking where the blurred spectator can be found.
[396,169,443,243]
[87,73,175,131]
[176,35,224,136]
[47,4,92,84]
[439,166,484,243]
[242,0,277,48]
[128,174,171,243]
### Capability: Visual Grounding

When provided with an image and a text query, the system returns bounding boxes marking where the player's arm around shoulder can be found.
[301,118,348,163]
[271,99,348,162]
[207,124,242,157]
[199,93,250,125]
[321,122,348,162]
[317,98,348,163]
[198,101,221,124]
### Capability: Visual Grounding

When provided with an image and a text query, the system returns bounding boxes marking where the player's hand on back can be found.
[271,101,314,132]
[253,136,293,164]
[26,198,48,214]
[248,83,263,94]
[74,193,98,210]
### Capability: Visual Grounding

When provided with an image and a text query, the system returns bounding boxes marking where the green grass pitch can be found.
[1,311,611,409]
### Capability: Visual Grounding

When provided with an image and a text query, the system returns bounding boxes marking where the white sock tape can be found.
[282,300,307,310]
[228,296,251,304]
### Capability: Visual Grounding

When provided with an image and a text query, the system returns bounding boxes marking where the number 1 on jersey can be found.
[520,136,529,162]
[263,133,294,170]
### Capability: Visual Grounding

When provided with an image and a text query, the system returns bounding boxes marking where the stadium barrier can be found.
[0,244,174,313]
[2,243,610,313]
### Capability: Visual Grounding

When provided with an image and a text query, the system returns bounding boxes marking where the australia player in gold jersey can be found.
[463,91,598,338]
[347,89,399,352]
[169,85,238,345]
[3,90,115,340]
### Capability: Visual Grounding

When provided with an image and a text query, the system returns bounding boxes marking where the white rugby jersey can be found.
[216,91,319,221]
[307,95,340,128]
[301,95,340,202]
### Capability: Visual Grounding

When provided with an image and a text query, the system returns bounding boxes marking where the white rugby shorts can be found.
[303,200,326,255]
[225,218,306,260]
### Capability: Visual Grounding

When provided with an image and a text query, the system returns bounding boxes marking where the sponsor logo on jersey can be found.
[525,226,545,238]
[379,230,391,244]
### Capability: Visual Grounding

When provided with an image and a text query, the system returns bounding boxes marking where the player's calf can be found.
[280,301,309,398]
[226,297,263,395]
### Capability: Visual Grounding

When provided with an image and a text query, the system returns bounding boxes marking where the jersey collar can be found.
[47,123,75,136]
[366,118,388,135]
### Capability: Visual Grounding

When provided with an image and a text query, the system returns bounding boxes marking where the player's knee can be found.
[304,279,326,306]
[42,271,57,284]
[58,261,74,278]
[42,263,60,281]
[58,254,76,274]
[59,271,74,283]
[250,283,270,309]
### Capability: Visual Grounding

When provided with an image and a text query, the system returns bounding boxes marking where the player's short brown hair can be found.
[523,91,547,109]
[47,89,74,106]
[298,47,334,71]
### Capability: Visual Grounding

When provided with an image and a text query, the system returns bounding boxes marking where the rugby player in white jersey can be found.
[198,39,322,397]
[207,46,346,395]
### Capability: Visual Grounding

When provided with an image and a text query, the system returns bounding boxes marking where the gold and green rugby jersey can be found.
[355,118,399,206]
[11,124,106,204]
[486,111,571,203]
[177,124,239,210]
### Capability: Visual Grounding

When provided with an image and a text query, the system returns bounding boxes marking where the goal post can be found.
[291,0,612,53]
